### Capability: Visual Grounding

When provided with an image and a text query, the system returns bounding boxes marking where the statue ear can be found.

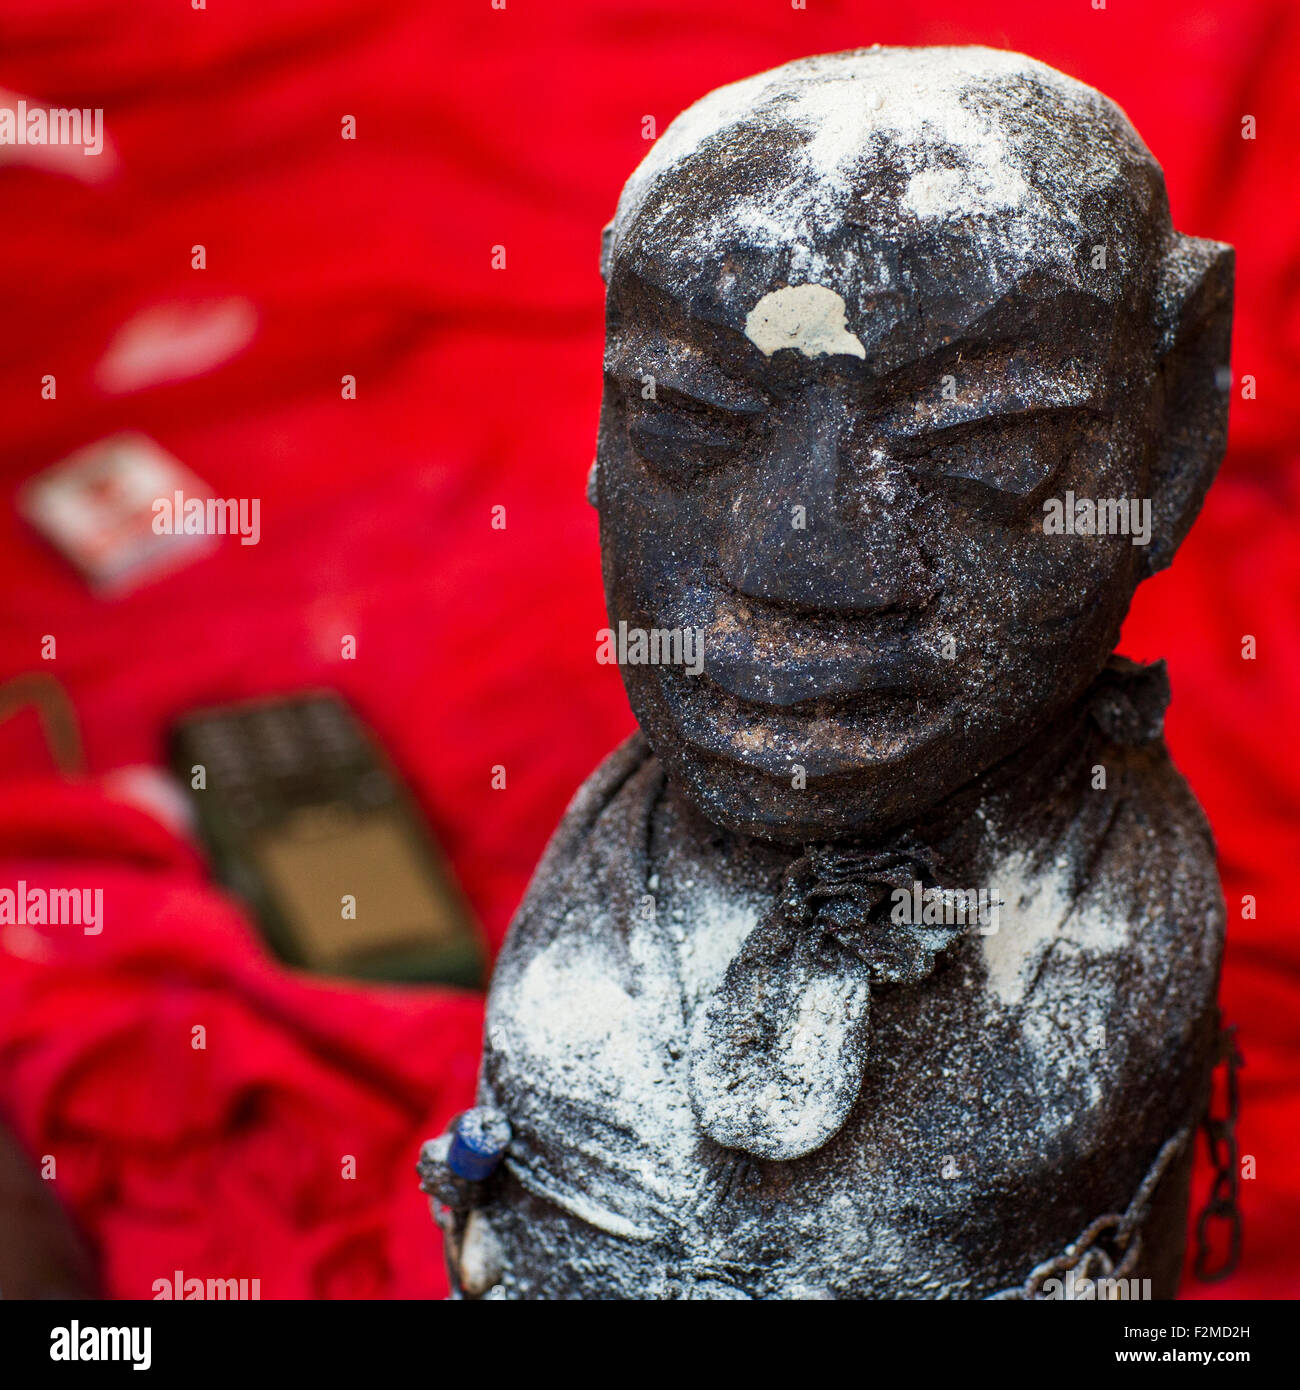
[599,219,615,284]
[1142,235,1234,576]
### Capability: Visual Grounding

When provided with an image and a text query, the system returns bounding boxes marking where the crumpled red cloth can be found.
[0,779,484,1297]
[0,0,1296,1299]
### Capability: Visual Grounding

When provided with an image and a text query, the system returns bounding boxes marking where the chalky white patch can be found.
[783,56,1035,219]
[514,937,661,1080]
[611,46,1153,279]
[673,883,760,1007]
[744,284,866,359]
[981,850,1127,1008]
[458,1211,504,1296]
[905,167,983,219]
[499,926,703,1239]
[981,852,1070,1007]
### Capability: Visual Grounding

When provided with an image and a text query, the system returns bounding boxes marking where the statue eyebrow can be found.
[894,389,1107,436]
[607,364,768,415]
[887,354,1109,433]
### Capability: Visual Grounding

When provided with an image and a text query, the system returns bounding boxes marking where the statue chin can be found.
[622,669,979,844]
[649,737,940,846]
[675,776,887,846]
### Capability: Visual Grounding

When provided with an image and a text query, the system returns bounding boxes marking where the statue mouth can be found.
[651,662,955,777]
[699,641,944,708]
[615,577,960,779]
[640,578,952,710]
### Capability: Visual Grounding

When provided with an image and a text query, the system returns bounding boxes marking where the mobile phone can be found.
[169,692,485,986]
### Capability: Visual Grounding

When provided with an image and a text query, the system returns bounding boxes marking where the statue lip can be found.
[652,663,953,774]
[699,645,944,708]
[643,580,949,709]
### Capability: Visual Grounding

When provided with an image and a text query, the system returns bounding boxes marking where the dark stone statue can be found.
[421,45,1233,1300]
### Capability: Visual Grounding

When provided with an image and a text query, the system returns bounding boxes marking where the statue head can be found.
[593,47,1232,844]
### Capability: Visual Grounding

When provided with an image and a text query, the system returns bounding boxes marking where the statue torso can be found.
[469,713,1223,1299]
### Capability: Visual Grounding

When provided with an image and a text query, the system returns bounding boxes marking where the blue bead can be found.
[447,1107,511,1182]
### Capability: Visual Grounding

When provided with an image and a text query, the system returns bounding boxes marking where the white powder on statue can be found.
[614,47,1127,245]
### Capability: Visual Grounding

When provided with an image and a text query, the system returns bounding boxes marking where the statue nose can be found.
[715,391,940,616]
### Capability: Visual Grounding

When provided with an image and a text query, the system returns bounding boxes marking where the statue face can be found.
[595,50,1227,843]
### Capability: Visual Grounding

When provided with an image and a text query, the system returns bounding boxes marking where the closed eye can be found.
[624,386,758,484]
[893,403,1106,454]
[894,405,1106,506]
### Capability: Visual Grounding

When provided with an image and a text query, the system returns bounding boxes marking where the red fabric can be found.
[0,0,1295,1299]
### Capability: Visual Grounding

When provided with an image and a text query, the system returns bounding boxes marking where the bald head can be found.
[607,47,1171,348]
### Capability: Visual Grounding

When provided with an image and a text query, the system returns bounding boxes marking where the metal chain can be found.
[1194,1022,1244,1282]
[988,1127,1191,1299]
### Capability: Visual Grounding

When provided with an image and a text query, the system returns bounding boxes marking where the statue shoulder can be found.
[1084,655,1225,947]
[981,708,1225,1027]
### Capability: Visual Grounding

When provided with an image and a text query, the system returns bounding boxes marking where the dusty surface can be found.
[472,664,1223,1298]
